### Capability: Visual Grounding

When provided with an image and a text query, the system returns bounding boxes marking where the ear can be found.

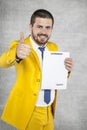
[29,24,33,32]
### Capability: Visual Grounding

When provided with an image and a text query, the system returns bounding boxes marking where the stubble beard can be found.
[31,32,50,46]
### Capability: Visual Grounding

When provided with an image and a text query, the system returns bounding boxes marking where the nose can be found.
[40,27,47,34]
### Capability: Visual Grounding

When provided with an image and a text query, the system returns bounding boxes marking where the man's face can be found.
[30,17,53,46]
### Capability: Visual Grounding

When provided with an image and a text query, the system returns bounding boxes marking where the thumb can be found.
[20,32,24,44]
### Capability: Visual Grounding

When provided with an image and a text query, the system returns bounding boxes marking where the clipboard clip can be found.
[51,53,63,55]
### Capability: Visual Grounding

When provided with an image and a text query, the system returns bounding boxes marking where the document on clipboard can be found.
[41,51,70,90]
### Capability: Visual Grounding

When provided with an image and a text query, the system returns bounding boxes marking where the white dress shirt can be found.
[30,36,55,107]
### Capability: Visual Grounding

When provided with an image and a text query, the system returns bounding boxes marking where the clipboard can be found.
[41,51,70,90]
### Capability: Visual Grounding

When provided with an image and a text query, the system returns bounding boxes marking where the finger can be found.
[64,61,73,66]
[20,32,24,43]
[23,44,30,49]
[65,58,72,62]
[65,63,73,71]
[64,58,73,65]
[65,66,72,72]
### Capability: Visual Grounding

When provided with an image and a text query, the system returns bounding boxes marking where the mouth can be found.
[38,35,48,42]
[39,34,48,38]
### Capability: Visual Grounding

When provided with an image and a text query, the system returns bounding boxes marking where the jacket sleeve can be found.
[67,71,72,78]
[0,41,18,68]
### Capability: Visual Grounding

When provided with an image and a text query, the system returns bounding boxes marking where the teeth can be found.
[40,35,46,38]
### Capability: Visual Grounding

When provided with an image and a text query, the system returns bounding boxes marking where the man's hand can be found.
[64,58,73,72]
[16,32,30,59]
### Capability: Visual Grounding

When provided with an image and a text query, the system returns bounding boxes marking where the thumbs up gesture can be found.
[16,32,30,59]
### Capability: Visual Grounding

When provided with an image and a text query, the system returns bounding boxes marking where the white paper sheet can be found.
[41,51,70,90]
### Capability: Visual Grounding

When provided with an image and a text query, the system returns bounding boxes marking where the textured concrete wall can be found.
[0,0,87,130]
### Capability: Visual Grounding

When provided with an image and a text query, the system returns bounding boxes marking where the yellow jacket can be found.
[0,36,58,129]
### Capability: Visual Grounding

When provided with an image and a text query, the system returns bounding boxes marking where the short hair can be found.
[30,9,54,26]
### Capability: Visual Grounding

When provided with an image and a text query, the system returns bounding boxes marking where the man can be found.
[0,9,73,130]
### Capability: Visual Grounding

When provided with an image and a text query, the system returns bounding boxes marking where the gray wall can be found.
[0,0,87,130]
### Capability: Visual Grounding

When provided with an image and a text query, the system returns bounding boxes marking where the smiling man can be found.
[0,9,73,130]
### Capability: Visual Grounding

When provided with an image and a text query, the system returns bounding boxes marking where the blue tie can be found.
[38,47,51,104]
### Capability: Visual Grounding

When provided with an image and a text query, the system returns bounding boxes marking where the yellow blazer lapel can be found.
[31,48,41,70]
[25,36,41,70]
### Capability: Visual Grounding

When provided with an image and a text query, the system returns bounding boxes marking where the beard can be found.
[31,31,50,46]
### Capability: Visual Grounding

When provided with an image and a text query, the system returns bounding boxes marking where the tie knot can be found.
[38,47,45,59]
[38,47,45,52]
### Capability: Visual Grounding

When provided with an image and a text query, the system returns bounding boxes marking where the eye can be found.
[46,26,52,30]
[37,25,43,29]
